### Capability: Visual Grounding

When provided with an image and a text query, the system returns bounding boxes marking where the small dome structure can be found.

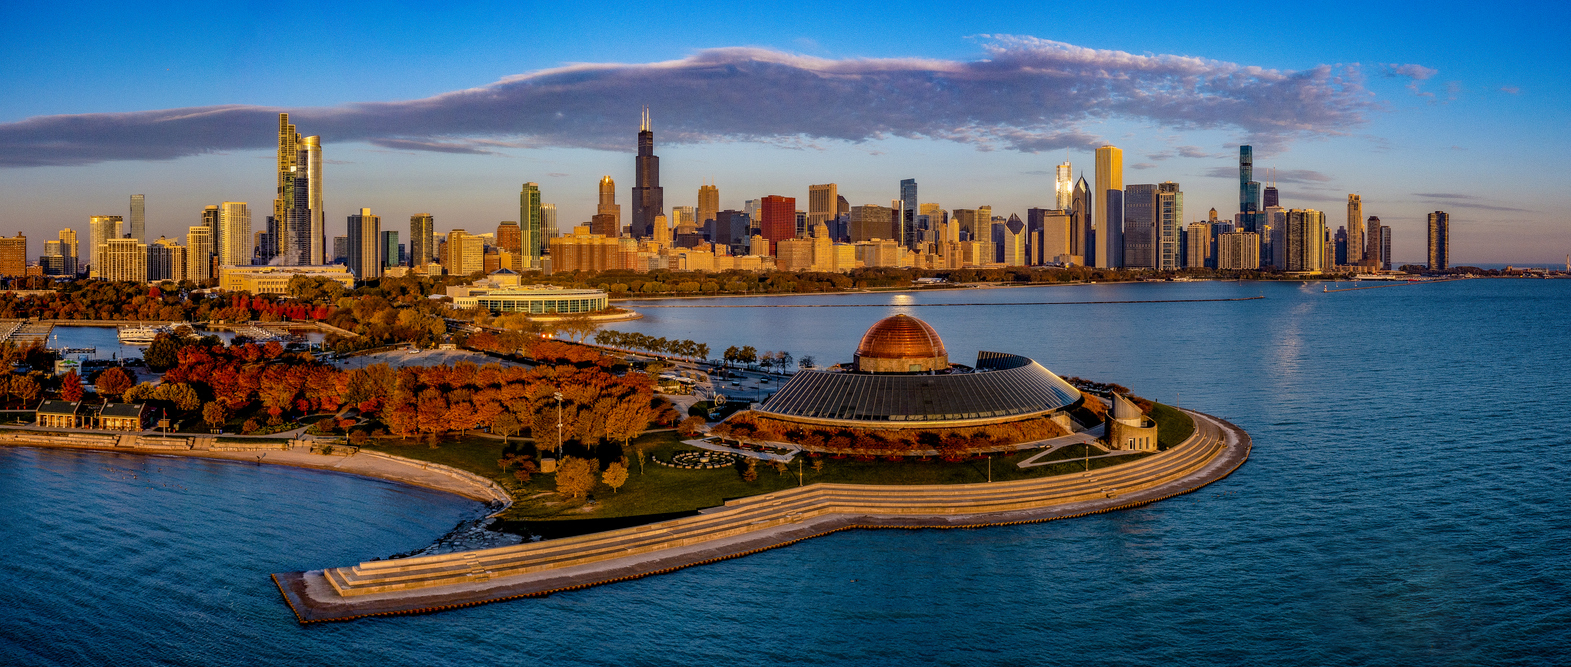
[854,314,950,373]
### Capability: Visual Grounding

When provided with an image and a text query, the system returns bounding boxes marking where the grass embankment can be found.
[1150,403,1194,450]
[360,432,1151,539]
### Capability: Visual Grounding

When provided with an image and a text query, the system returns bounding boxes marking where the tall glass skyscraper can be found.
[520,182,541,266]
[1239,146,1262,234]
[409,213,434,266]
[272,114,324,265]
[1072,175,1092,260]
[899,178,918,249]
[1122,184,1157,268]
[129,195,145,243]
[1055,162,1072,210]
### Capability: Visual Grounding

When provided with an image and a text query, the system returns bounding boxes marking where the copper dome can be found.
[853,315,950,372]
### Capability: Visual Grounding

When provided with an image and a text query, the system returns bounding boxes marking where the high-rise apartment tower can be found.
[1427,211,1450,271]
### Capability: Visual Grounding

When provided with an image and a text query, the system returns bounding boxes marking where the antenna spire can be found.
[640,106,650,132]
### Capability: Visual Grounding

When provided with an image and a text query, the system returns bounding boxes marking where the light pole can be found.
[553,391,564,460]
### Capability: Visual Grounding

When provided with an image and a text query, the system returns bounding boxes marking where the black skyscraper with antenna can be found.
[632,107,664,238]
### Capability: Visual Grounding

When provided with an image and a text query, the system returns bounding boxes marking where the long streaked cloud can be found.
[1413,193,1530,212]
[0,36,1384,168]
[1205,167,1333,184]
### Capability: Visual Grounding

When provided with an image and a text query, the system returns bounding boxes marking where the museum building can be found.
[755,314,1084,429]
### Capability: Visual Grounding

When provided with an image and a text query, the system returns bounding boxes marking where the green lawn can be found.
[1150,402,1195,450]
[361,431,1151,539]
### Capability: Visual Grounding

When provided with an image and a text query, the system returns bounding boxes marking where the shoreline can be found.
[275,408,1250,623]
[0,436,510,507]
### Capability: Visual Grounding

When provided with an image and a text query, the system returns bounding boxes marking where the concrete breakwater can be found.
[0,431,510,506]
[275,409,1250,623]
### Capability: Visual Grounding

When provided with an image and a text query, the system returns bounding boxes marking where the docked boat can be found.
[118,325,168,344]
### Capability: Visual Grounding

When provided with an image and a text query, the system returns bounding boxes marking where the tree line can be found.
[592,330,711,362]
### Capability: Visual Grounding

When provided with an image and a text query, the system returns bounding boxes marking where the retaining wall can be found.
[276,409,1250,623]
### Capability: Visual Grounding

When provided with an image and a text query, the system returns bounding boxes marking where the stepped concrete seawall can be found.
[275,409,1251,623]
[0,431,509,506]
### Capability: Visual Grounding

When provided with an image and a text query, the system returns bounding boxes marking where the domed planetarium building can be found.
[754,314,1084,429]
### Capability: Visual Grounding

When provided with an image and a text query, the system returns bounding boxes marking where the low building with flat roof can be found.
[452,284,608,315]
[218,265,355,294]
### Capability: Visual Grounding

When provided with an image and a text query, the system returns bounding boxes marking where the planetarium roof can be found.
[855,314,947,360]
[757,352,1081,426]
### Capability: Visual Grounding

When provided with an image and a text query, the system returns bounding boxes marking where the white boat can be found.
[118,325,167,344]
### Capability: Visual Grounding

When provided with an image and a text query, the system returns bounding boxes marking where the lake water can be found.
[3,279,1568,665]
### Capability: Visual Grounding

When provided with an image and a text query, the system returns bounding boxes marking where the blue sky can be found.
[2,0,1567,264]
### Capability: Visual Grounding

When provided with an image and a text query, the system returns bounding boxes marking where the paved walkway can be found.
[683,437,798,462]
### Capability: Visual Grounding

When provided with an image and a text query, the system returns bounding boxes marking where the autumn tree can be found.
[202,401,228,430]
[492,411,522,443]
[555,456,598,500]
[96,367,134,400]
[678,415,707,437]
[11,374,40,407]
[59,370,84,401]
[602,461,628,493]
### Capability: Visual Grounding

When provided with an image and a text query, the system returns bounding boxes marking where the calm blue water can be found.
[3,279,1569,666]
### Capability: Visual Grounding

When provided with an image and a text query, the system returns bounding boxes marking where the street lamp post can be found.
[553,391,564,459]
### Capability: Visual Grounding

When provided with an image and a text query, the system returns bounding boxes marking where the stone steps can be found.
[323,417,1228,598]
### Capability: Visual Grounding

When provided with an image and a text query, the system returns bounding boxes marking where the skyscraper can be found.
[410,213,435,267]
[1122,184,1157,268]
[273,113,298,251]
[147,237,186,282]
[88,215,121,278]
[1365,216,1383,270]
[520,182,541,264]
[631,108,664,238]
[1072,175,1092,260]
[218,202,251,267]
[57,228,79,276]
[808,184,838,230]
[598,176,621,233]
[1427,211,1450,271]
[1095,146,1123,268]
[273,114,325,265]
[1157,181,1183,270]
[697,183,719,229]
[99,238,147,282]
[759,195,796,255]
[898,179,918,249]
[347,208,381,280]
[129,194,145,243]
[0,234,26,277]
[185,226,211,282]
[381,231,400,268]
[1239,146,1262,234]
[1284,209,1327,272]
[1055,162,1073,210]
[1346,194,1363,266]
[540,204,559,242]
[300,136,324,264]
[1380,225,1392,271]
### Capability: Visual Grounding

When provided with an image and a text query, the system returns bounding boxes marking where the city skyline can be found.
[0,2,1565,265]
